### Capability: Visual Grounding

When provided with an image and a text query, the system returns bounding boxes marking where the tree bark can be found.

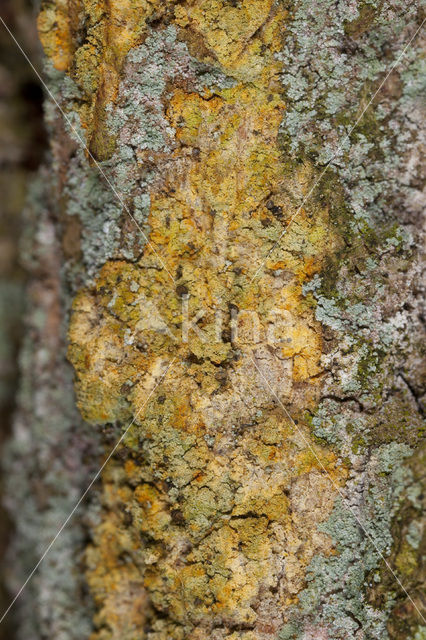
[3,1,425,639]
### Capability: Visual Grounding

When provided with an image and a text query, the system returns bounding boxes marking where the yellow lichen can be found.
[37,0,75,72]
[63,1,348,637]
[178,0,277,73]
[38,0,165,158]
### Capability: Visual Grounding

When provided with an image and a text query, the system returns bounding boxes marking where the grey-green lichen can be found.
[278,444,414,639]
[368,442,426,639]
[277,1,425,638]
[107,26,235,154]
[2,172,101,640]
[41,26,236,284]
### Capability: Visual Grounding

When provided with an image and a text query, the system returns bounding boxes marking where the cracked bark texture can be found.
[3,1,425,640]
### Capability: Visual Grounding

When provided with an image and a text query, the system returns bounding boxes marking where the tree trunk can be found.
[3,1,425,639]
[0,1,45,637]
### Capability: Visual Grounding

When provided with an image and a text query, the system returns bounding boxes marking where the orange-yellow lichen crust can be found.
[55,1,348,637]
[38,0,166,158]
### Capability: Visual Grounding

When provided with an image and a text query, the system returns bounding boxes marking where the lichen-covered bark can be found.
[4,1,425,639]
[3,172,102,639]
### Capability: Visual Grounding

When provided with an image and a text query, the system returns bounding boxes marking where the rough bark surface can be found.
[3,1,425,640]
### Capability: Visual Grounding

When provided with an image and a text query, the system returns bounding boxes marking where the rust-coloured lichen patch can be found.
[37,0,75,72]
[60,1,348,638]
